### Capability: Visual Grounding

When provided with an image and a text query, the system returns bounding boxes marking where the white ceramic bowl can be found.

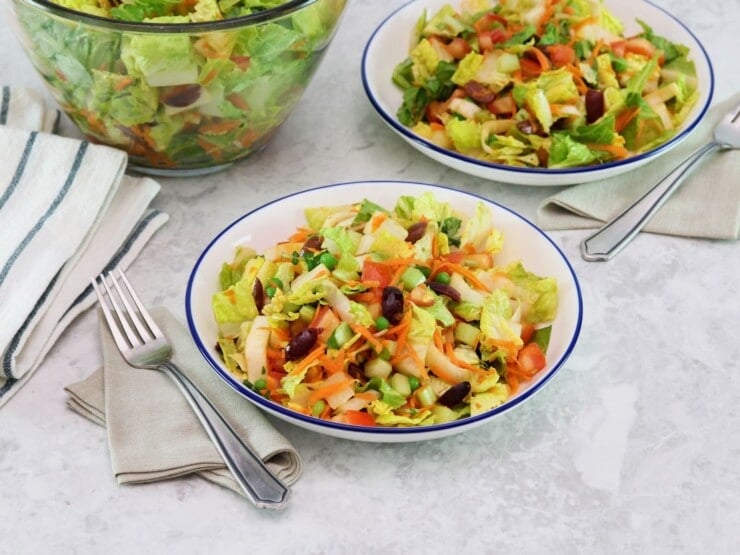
[361,0,714,186]
[186,181,583,442]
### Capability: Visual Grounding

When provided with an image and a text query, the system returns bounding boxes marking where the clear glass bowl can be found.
[10,0,347,176]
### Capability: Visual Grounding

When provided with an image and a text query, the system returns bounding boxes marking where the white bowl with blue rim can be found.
[186,181,583,442]
[361,0,714,186]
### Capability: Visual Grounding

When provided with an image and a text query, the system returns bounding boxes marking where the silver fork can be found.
[581,102,740,261]
[91,269,290,510]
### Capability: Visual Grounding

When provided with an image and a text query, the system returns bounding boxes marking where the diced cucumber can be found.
[364,358,393,379]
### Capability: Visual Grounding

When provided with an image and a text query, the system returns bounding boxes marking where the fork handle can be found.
[159,361,290,510]
[580,141,723,261]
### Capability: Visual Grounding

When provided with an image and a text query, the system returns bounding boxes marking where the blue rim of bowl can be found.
[361,0,715,180]
[16,0,319,33]
[185,180,584,438]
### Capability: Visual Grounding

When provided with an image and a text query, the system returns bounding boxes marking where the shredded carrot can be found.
[506,373,520,395]
[287,345,325,377]
[309,377,355,404]
[615,106,640,132]
[403,343,426,376]
[354,391,379,402]
[114,76,134,91]
[527,46,551,72]
[370,212,388,232]
[309,305,329,329]
[270,326,291,342]
[588,39,604,64]
[433,329,444,352]
[319,353,344,375]
[444,342,484,373]
[564,64,588,94]
[287,227,311,242]
[587,142,629,160]
[536,0,556,35]
[572,15,597,32]
[200,120,241,135]
[350,323,384,353]
[390,312,413,364]
[200,68,219,86]
[432,261,491,293]
[351,291,375,304]
[389,262,412,287]
[227,93,250,112]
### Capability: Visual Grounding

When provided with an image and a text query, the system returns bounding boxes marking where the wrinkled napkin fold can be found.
[537,93,740,240]
[0,86,168,405]
[65,307,302,494]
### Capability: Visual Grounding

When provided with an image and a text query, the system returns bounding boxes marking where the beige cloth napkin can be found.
[65,307,301,495]
[537,93,740,240]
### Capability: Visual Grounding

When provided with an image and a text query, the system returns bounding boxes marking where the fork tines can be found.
[91,270,162,351]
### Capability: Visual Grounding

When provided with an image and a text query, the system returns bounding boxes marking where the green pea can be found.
[375,316,390,331]
[253,378,267,391]
[408,376,421,391]
[434,271,451,285]
[265,286,276,298]
[319,252,338,270]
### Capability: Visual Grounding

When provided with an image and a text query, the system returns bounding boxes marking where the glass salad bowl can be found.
[9,0,347,176]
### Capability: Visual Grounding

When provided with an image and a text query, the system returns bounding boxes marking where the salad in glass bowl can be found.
[210,191,558,428]
[391,0,700,169]
[9,0,347,175]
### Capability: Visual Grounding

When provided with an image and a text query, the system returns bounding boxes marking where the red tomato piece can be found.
[361,260,395,288]
[446,37,472,59]
[478,28,509,52]
[546,44,575,67]
[520,323,536,344]
[517,343,546,376]
[344,410,376,427]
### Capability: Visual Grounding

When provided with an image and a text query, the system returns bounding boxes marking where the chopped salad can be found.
[392,0,699,169]
[211,193,558,427]
[15,0,345,169]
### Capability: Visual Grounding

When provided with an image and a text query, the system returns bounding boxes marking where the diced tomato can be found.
[520,323,535,344]
[361,260,395,288]
[546,44,575,67]
[446,37,472,59]
[344,410,376,427]
[610,39,627,58]
[517,343,546,376]
[478,28,509,52]
[520,57,543,79]
[441,251,466,265]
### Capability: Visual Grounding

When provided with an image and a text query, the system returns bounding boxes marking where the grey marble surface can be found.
[1,0,739,553]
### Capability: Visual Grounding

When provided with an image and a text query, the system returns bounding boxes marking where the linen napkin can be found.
[0,86,168,405]
[537,93,740,240]
[64,307,302,495]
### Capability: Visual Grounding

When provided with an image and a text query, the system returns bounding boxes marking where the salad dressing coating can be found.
[392,0,699,168]
[212,193,559,427]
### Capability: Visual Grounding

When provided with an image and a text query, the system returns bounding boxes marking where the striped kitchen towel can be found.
[0,86,169,406]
